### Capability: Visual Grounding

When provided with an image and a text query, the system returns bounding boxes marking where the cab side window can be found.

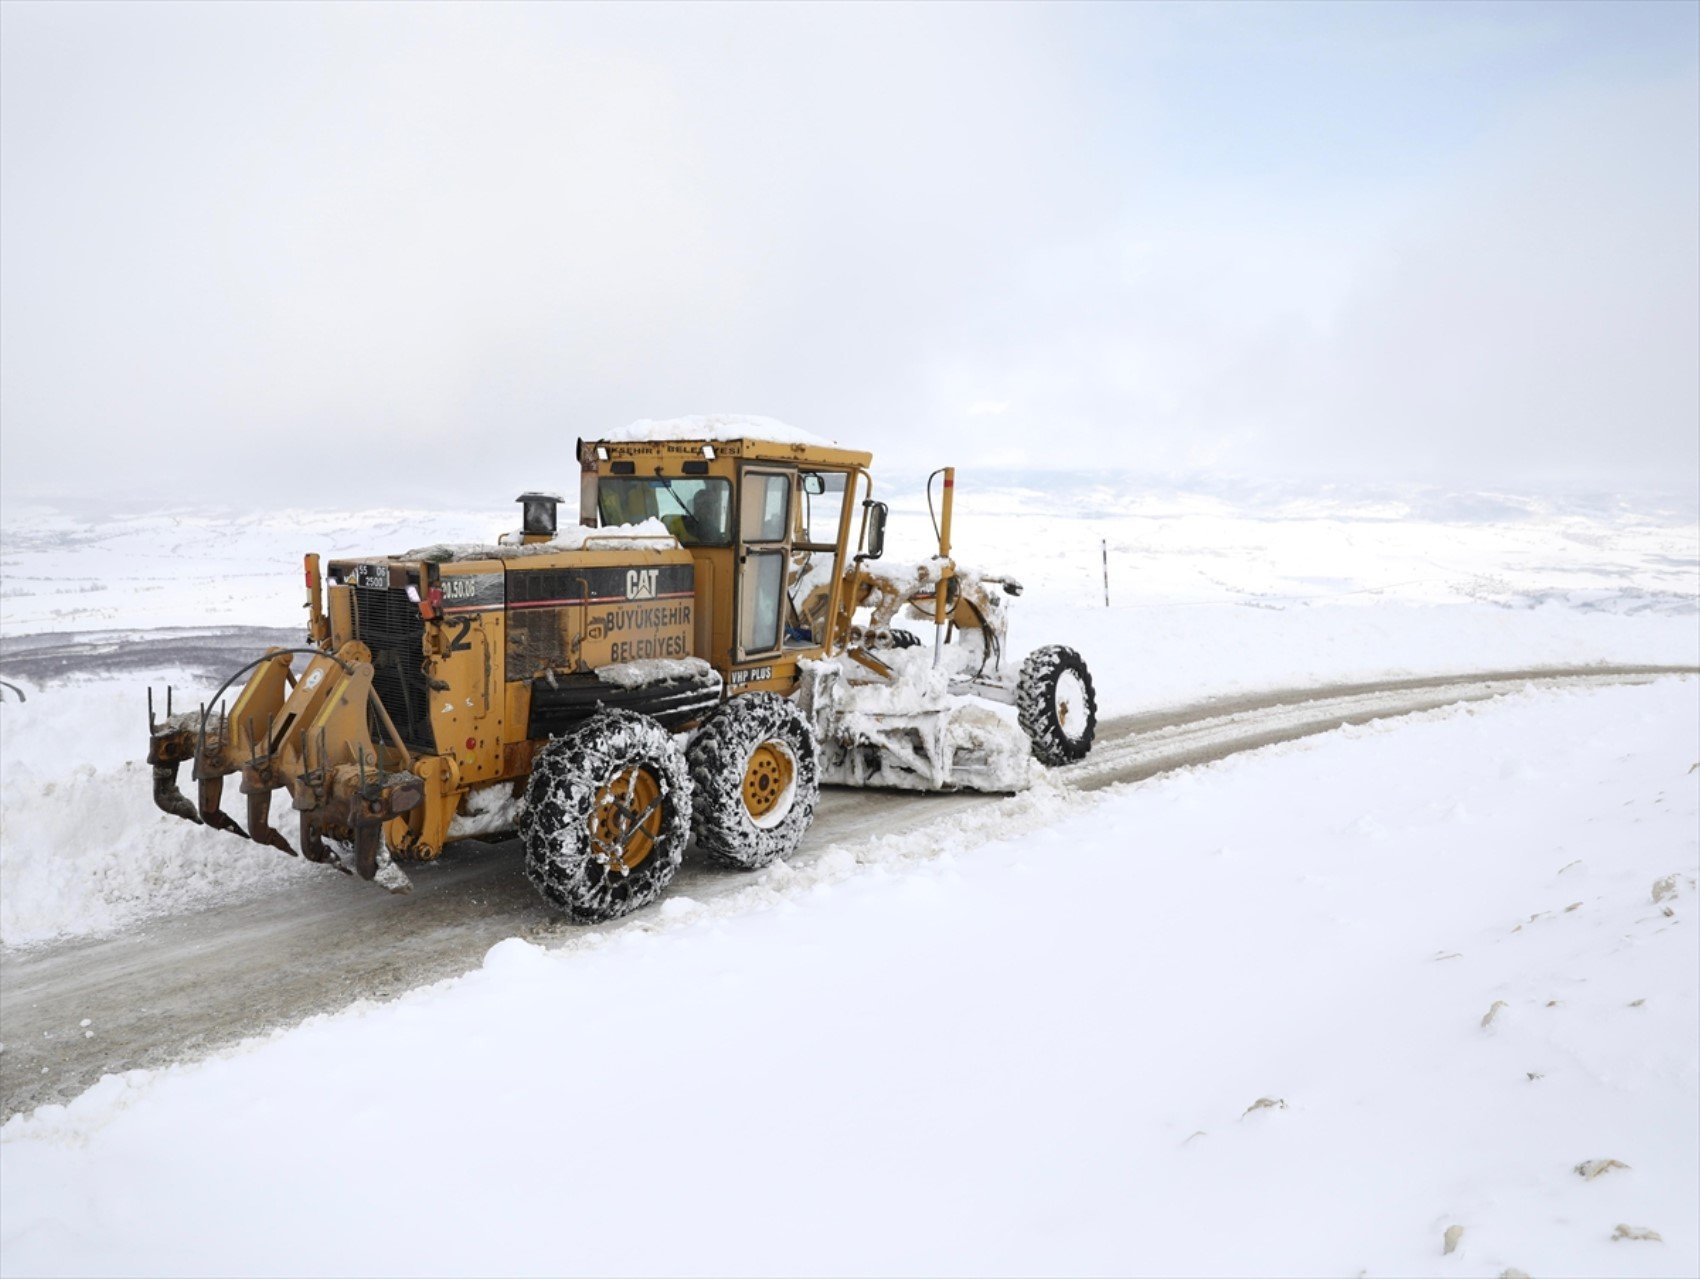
[741,473,790,543]
[738,471,791,656]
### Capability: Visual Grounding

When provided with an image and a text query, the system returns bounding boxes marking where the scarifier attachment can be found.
[147,643,425,893]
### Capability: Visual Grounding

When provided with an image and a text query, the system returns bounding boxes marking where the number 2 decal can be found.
[446,617,474,653]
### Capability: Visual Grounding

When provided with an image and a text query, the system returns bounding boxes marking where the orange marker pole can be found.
[304,553,328,645]
[932,468,955,665]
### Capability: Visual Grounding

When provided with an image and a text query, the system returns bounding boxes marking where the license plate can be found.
[352,564,390,590]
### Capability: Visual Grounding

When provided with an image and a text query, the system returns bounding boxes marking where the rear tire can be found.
[523,709,691,922]
[1017,645,1097,765]
[687,693,820,870]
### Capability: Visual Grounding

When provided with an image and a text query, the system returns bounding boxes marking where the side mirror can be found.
[862,500,888,561]
[802,472,826,496]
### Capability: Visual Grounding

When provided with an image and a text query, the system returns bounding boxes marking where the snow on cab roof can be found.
[400,519,678,563]
[598,414,836,448]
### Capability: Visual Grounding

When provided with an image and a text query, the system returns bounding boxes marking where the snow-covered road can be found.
[2,663,1689,1120]
[5,675,1696,1279]
[0,626,298,687]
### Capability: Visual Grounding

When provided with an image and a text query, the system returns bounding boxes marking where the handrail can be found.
[822,465,874,656]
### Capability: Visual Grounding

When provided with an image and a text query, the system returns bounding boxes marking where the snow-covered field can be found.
[3,480,1696,637]
[3,680,1695,1277]
[0,481,1696,1275]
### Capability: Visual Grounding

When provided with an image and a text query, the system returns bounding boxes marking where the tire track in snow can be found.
[1,663,1692,1119]
[1070,665,1696,791]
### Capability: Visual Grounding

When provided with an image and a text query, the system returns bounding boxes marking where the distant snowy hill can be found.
[1,478,1694,636]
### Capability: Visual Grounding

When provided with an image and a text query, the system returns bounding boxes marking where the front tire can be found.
[1017,645,1097,765]
[687,693,821,870]
[523,709,691,922]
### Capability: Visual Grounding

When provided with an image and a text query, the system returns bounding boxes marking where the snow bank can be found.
[0,675,320,947]
[3,680,1694,1276]
[597,414,835,447]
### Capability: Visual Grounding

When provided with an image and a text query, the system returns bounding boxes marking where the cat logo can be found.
[625,568,659,600]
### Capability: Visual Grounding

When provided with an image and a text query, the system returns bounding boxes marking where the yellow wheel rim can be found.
[742,742,795,821]
[590,766,662,874]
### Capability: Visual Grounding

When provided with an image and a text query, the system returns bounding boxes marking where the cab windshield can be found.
[597,476,732,547]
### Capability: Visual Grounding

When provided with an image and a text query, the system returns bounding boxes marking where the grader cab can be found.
[146,422,1097,922]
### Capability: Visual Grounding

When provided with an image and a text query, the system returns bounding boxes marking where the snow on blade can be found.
[799,647,1036,792]
[401,518,676,562]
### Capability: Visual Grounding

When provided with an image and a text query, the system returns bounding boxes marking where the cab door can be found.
[735,467,793,660]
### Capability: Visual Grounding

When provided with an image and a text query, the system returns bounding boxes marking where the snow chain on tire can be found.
[1016,644,1098,765]
[523,709,691,923]
[686,692,821,870]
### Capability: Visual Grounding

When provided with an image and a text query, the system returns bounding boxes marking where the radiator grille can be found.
[348,585,435,752]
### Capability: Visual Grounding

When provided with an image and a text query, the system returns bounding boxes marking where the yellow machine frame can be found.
[147,433,971,891]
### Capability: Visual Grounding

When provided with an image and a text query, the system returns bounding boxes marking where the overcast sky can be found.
[2,0,1696,508]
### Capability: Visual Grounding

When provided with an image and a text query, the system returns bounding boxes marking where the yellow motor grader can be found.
[146,424,1097,921]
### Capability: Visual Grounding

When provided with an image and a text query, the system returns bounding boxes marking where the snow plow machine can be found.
[146,425,1097,921]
